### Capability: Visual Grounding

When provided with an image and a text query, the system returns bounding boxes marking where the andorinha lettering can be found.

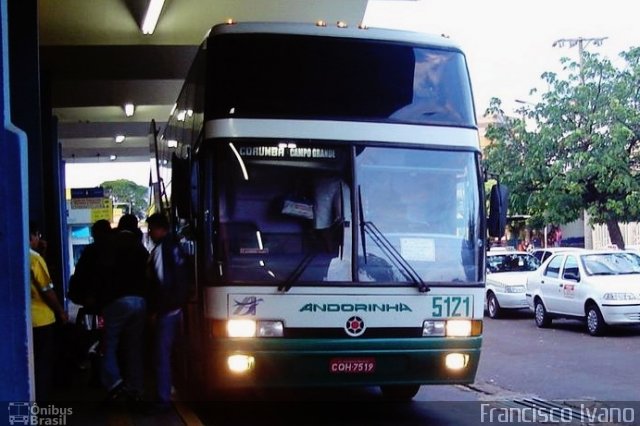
[238,146,336,159]
[299,303,413,312]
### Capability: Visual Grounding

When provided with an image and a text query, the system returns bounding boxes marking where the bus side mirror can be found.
[488,183,508,238]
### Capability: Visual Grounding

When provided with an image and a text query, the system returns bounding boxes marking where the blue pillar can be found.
[0,0,32,402]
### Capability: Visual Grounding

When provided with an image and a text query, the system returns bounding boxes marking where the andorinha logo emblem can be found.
[7,402,73,425]
[345,316,366,337]
[232,296,264,315]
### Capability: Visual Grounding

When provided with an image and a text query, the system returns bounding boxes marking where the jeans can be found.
[33,323,55,402]
[101,295,146,394]
[153,309,182,403]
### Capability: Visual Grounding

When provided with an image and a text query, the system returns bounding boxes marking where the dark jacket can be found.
[148,233,191,314]
[68,239,111,313]
[99,229,149,307]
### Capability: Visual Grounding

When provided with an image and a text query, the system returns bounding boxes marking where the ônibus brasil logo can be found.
[8,402,73,425]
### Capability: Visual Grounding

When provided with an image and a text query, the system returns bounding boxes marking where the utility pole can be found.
[552,37,608,84]
[552,36,607,249]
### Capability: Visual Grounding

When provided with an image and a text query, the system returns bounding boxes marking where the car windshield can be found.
[487,253,540,273]
[582,252,640,276]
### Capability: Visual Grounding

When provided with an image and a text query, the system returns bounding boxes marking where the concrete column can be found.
[0,0,32,401]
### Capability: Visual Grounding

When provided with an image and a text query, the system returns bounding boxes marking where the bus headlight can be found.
[423,319,479,337]
[257,320,284,337]
[445,353,469,370]
[227,354,255,373]
[227,319,284,337]
[422,320,446,336]
[227,319,257,337]
[446,320,472,337]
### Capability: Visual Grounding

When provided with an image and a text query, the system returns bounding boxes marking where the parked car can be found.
[526,249,640,336]
[531,247,585,264]
[485,250,540,318]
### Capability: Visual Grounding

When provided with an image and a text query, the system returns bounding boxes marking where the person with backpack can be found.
[67,219,113,387]
[145,213,191,413]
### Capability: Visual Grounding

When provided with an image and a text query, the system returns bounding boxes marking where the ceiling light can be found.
[115,135,126,143]
[109,155,117,161]
[167,139,178,148]
[177,110,186,121]
[124,103,135,117]
[141,0,165,35]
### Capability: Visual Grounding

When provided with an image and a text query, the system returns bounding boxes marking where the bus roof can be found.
[208,21,464,52]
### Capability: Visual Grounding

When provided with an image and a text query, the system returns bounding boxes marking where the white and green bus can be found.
[154,21,506,400]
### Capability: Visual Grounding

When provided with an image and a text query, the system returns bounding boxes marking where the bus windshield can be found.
[208,34,475,127]
[356,147,481,284]
[214,141,481,286]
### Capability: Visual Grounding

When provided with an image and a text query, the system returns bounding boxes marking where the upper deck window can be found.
[207,34,475,127]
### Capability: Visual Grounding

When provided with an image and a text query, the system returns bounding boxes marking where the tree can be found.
[101,179,149,220]
[484,47,640,249]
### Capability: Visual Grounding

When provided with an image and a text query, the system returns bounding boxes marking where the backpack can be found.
[150,235,192,313]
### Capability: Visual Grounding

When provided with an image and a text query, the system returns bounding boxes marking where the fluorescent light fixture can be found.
[109,155,117,161]
[141,0,165,35]
[115,135,126,144]
[167,139,178,148]
[124,103,135,117]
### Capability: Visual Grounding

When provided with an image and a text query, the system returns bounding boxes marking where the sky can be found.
[66,0,639,188]
[364,0,639,116]
[65,162,150,188]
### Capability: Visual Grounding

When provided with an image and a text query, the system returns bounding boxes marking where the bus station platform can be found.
[48,368,201,426]
[41,307,203,426]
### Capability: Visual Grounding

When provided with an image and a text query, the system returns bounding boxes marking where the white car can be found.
[531,247,585,264]
[485,250,541,318]
[526,249,640,336]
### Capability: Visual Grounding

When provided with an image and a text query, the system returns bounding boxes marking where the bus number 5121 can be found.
[432,296,471,317]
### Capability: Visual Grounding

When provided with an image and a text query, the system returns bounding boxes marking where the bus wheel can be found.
[380,385,420,401]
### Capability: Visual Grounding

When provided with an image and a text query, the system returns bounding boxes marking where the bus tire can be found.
[380,384,420,401]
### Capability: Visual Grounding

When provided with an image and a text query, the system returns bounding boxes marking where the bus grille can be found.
[284,327,423,338]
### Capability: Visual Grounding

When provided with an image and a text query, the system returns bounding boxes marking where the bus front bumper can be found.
[207,337,482,388]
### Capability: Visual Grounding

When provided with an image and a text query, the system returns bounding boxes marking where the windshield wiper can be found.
[363,222,430,292]
[358,186,429,293]
[278,252,316,292]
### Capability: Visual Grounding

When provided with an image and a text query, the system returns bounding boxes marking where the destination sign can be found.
[237,146,336,159]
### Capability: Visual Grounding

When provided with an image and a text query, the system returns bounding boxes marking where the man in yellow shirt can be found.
[29,222,68,402]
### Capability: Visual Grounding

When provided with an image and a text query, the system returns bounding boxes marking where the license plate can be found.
[329,357,376,374]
